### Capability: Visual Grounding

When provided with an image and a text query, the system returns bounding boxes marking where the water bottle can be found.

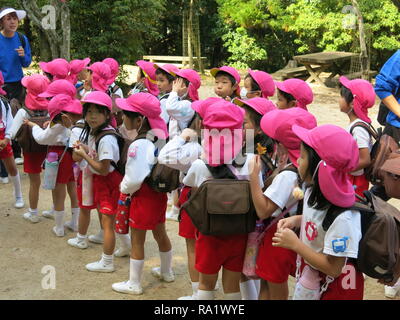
[42,152,59,190]
[115,193,131,234]
[293,265,321,300]
[242,220,266,279]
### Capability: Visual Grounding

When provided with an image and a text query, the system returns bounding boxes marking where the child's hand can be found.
[42,120,50,128]
[172,78,187,96]
[73,141,89,153]
[23,119,37,128]
[0,139,8,151]
[15,46,25,57]
[73,143,88,157]
[249,155,261,180]
[180,128,198,142]
[272,228,300,251]
[277,216,297,230]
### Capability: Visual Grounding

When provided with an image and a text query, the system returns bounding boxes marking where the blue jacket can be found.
[375,50,400,127]
[0,32,32,83]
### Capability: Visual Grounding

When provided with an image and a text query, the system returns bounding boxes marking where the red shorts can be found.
[299,260,364,300]
[255,223,297,283]
[23,151,46,174]
[349,174,369,199]
[48,146,75,184]
[0,142,13,159]
[77,171,97,210]
[195,232,248,274]
[129,182,168,230]
[93,170,123,215]
[178,186,197,239]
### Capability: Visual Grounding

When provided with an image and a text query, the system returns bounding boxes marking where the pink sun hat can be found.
[21,74,50,111]
[154,63,180,77]
[292,124,359,207]
[39,58,71,81]
[81,91,112,112]
[260,108,317,167]
[175,69,201,101]
[115,92,168,140]
[202,100,245,167]
[275,79,313,110]
[0,71,6,96]
[248,69,275,98]
[38,79,77,99]
[233,97,277,115]
[210,66,241,96]
[103,58,120,85]
[67,58,91,84]
[86,62,111,92]
[191,97,221,119]
[339,76,376,124]
[136,60,159,96]
[48,94,82,120]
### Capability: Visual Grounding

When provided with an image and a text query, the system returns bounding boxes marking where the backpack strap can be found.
[259,154,276,173]
[94,129,124,173]
[112,84,120,95]
[17,32,26,49]
[0,95,10,119]
[350,122,379,141]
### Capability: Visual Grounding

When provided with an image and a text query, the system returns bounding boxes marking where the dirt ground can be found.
[0,77,399,300]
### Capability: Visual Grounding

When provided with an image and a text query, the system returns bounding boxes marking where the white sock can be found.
[224,292,242,300]
[97,229,104,237]
[240,280,258,300]
[101,252,114,266]
[71,207,80,226]
[77,233,87,240]
[192,281,199,296]
[54,210,64,230]
[10,173,22,199]
[117,233,131,250]
[129,258,144,285]
[254,279,261,295]
[29,208,38,215]
[197,289,215,300]
[159,250,173,274]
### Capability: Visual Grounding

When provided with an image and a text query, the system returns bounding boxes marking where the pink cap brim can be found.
[39,62,50,74]
[0,88,6,96]
[64,100,83,115]
[82,97,112,111]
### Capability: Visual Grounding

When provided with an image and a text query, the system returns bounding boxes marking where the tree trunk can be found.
[391,0,400,10]
[188,0,194,69]
[351,0,369,80]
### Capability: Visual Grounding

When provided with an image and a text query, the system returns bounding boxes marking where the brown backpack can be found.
[380,150,400,199]
[15,107,49,153]
[181,164,257,236]
[323,191,400,284]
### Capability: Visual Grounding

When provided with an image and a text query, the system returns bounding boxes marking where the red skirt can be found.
[23,151,46,174]
[93,169,123,215]
[178,186,197,239]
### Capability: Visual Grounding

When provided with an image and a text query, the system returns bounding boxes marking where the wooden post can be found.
[188,0,194,69]
[351,0,369,80]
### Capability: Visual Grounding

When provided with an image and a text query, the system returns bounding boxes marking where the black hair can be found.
[177,76,190,88]
[245,74,261,92]
[52,113,63,124]
[140,69,145,78]
[44,72,53,82]
[302,142,333,211]
[340,85,354,104]
[215,71,236,87]
[155,68,175,83]
[278,88,296,103]
[243,105,262,129]
[79,103,111,144]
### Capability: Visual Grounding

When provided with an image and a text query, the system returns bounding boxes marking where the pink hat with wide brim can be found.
[86,62,111,92]
[116,92,168,140]
[21,74,50,111]
[48,94,82,120]
[275,79,313,110]
[103,58,120,85]
[339,76,375,124]
[292,124,359,207]
[38,79,76,99]
[39,58,71,81]
[81,91,113,112]
[210,66,241,96]
[175,69,201,101]
[0,71,6,96]
[136,60,159,96]
[191,97,221,119]
[154,63,180,77]
[67,58,91,84]
[233,97,277,115]
[260,108,317,167]
[248,69,275,98]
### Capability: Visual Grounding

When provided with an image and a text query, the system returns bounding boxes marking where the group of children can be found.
[1,55,399,300]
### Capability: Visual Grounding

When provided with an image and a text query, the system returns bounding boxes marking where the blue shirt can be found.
[0,32,32,83]
[375,50,400,127]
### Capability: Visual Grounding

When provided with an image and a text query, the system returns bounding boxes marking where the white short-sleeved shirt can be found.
[347,119,373,176]
[87,132,120,174]
[264,169,299,217]
[32,123,70,146]
[300,188,362,268]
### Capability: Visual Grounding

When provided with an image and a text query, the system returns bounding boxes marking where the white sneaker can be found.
[42,209,54,220]
[151,267,175,282]
[64,220,78,232]
[166,206,180,222]
[14,198,24,209]
[178,294,197,300]
[114,247,131,257]
[67,236,88,249]
[1,177,9,184]
[385,284,400,299]
[15,157,24,165]
[112,281,143,295]
[88,232,104,244]
[23,211,40,223]
[52,226,65,237]
[86,260,114,273]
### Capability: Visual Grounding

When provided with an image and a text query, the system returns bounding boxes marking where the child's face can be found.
[214,75,237,98]
[156,73,173,94]
[78,69,89,82]
[1,14,19,33]
[243,111,255,131]
[277,91,296,110]
[339,96,352,114]
[85,105,108,130]
[137,69,145,83]
[243,77,261,99]
[298,143,311,183]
